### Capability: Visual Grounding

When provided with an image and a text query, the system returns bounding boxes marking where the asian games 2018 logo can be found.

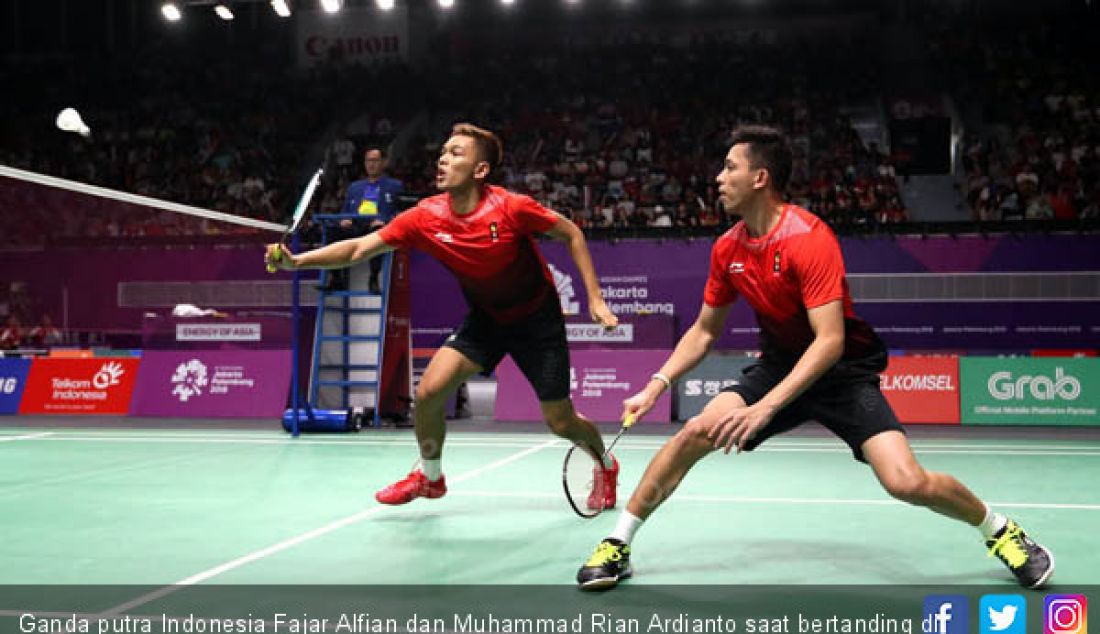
[171,359,209,402]
[548,263,580,315]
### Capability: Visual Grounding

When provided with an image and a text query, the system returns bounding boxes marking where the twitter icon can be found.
[982,595,1028,634]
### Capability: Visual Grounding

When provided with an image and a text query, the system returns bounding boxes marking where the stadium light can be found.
[161,2,182,21]
[214,4,235,20]
[320,0,343,13]
[270,0,292,17]
[376,0,396,9]
[500,0,515,5]
[438,0,455,8]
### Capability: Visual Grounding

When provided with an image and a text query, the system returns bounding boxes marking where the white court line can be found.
[99,438,562,617]
[450,490,1100,511]
[0,432,54,443]
[10,432,1100,455]
[8,427,1100,450]
[22,436,1100,456]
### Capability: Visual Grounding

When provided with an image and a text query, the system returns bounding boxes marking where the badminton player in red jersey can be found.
[576,125,1054,590]
[266,123,622,509]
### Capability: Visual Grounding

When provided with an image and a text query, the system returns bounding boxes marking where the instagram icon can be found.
[1045,595,1088,634]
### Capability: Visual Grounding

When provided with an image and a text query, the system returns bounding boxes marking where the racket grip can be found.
[623,413,637,428]
[265,245,282,273]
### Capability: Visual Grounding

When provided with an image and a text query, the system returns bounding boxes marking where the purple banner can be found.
[405,234,1100,351]
[129,350,291,418]
[1,232,1096,351]
[493,349,673,423]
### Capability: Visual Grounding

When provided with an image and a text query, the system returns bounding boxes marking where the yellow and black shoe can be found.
[986,519,1054,588]
[577,538,632,590]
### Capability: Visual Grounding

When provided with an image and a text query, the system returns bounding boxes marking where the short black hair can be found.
[729,125,792,193]
[364,146,385,159]
[451,122,504,175]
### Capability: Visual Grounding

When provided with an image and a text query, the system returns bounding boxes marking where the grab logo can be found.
[988,367,1081,401]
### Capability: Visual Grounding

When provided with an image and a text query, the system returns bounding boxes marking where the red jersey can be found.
[379,185,559,324]
[704,204,879,359]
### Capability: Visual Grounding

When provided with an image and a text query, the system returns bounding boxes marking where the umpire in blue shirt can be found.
[326,146,405,292]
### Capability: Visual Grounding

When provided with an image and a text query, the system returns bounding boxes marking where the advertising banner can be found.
[129,350,291,419]
[19,358,141,415]
[0,358,31,415]
[175,323,262,342]
[409,239,1100,351]
[960,357,1100,426]
[494,349,672,423]
[296,6,408,68]
[676,354,758,421]
[879,356,960,424]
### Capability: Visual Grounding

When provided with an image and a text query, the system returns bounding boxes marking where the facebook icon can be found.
[923,596,970,634]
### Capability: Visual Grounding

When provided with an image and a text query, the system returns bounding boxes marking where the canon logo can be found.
[988,367,1081,401]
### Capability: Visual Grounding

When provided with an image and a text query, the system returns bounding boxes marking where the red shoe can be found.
[586,455,619,511]
[375,470,447,505]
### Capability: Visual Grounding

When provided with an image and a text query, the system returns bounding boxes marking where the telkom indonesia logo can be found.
[989,367,1081,401]
[92,362,125,390]
[548,263,580,315]
[171,359,209,402]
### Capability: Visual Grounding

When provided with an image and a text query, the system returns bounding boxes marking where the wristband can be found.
[651,372,672,389]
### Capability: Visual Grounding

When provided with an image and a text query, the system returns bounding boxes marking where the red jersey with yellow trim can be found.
[379,185,559,324]
[703,204,879,359]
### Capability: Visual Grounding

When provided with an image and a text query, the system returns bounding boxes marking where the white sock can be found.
[421,459,443,482]
[608,511,644,544]
[978,507,1008,540]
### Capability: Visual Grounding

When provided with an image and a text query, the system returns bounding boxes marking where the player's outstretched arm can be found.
[544,214,618,330]
[622,302,731,421]
[265,232,395,271]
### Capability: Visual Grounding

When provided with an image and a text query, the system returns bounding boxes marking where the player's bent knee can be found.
[882,467,932,505]
[414,383,448,408]
[672,416,716,453]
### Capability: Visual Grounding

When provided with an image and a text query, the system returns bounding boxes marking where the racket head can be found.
[266,167,323,273]
[562,444,604,519]
[287,168,324,234]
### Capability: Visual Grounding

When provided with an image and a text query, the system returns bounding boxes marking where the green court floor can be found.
[1,425,1096,592]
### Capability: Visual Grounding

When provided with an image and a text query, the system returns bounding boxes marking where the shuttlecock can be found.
[56,108,91,138]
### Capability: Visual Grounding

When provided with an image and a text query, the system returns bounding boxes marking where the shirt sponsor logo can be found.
[433,231,454,243]
[728,262,745,274]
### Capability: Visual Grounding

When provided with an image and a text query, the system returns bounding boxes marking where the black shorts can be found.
[721,345,904,462]
[444,294,570,402]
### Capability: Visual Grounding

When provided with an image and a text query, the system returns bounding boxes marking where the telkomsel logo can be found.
[1045,595,1087,634]
[923,596,969,634]
[980,595,1026,634]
